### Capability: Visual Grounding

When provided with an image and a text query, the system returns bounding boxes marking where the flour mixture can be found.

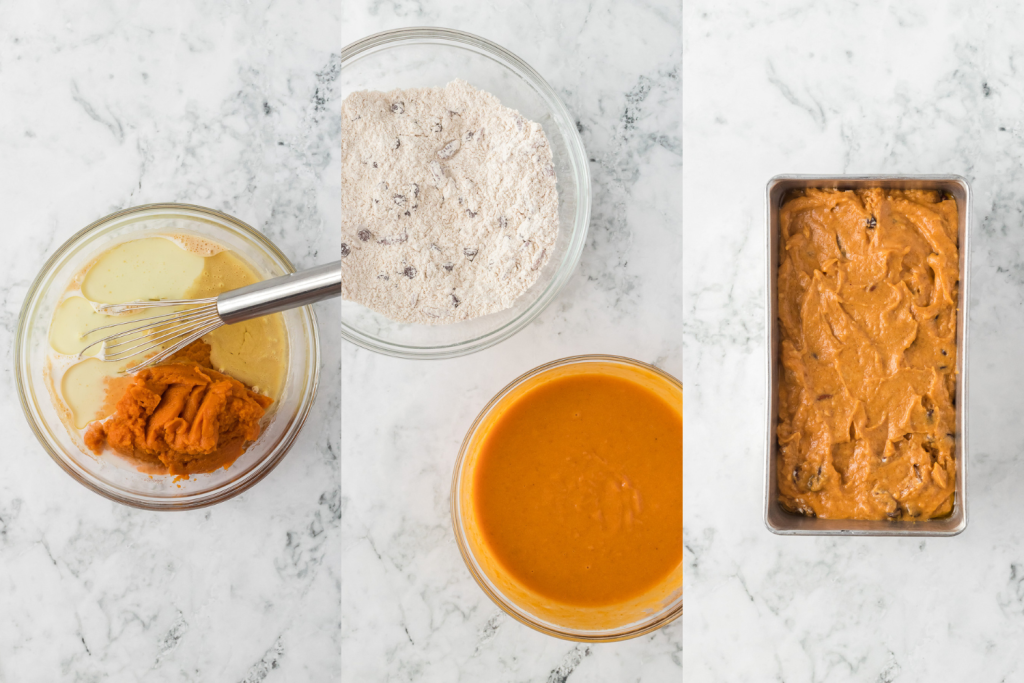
[341,79,559,324]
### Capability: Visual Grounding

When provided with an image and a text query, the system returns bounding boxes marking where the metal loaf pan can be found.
[764,175,971,536]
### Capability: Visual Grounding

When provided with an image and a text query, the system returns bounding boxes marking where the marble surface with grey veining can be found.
[341,1,682,681]
[685,2,1024,680]
[0,2,340,681]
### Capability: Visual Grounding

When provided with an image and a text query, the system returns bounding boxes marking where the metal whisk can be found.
[79,260,340,372]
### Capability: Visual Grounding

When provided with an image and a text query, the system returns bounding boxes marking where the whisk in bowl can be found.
[79,261,340,373]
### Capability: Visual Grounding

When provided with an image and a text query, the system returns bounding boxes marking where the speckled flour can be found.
[341,79,559,324]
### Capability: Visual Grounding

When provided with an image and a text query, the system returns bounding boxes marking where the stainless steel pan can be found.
[764,175,971,536]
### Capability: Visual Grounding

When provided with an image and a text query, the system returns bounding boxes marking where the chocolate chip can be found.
[465,130,474,141]
[868,283,877,292]
[403,266,416,279]
[940,349,947,356]
[442,263,454,272]
[393,194,406,205]
[377,273,389,281]
[466,209,477,218]
[914,464,922,481]
[391,101,404,114]
[806,465,824,492]
[437,138,460,160]
[817,394,832,401]
[463,247,478,261]
[451,293,461,308]
[357,229,372,242]
[372,161,378,168]
[393,137,401,149]
[404,211,410,216]
[341,243,350,257]
[866,216,877,229]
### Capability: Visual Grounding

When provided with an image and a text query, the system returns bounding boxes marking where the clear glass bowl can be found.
[341,27,591,359]
[15,204,321,510]
[451,355,682,641]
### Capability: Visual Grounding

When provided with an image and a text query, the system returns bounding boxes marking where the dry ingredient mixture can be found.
[777,188,959,521]
[341,79,559,324]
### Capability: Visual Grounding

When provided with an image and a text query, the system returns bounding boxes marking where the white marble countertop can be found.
[0,3,340,680]
[685,2,1024,680]
[341,1,682,681]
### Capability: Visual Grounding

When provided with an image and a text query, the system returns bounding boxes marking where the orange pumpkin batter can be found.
[777,188,959,520]
[84,341,273,476]
[470,370,682,608]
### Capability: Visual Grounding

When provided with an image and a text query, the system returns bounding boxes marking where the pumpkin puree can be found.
[777,188,959,521]
[84,341,272,476]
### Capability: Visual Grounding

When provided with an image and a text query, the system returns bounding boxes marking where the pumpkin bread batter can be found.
[471,370,682,608]
[777,188,958,521]
[84,341,273,476]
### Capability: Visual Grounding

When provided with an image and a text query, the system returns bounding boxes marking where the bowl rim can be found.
[340,26,592,359]
[450,354,682,641]
[15,202,322,511]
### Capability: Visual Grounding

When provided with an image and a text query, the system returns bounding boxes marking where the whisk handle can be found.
[217,260,341,325]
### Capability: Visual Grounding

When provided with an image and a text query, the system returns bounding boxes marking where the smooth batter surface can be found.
[777,188,959,520]
[471,372,682,607]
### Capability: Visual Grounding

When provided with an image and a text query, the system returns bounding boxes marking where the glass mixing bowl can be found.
[15,204,321,510]
[451,355,682,641]
[341,27,591,359]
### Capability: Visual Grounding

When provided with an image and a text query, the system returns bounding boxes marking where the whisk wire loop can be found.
[95,314,223,361]
[75,260,341,374]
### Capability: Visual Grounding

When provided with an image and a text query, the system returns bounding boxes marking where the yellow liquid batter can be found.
[50,236,288,431]
[81,237,206,303]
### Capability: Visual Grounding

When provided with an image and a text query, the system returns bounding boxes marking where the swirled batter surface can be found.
[777,188,958,520]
